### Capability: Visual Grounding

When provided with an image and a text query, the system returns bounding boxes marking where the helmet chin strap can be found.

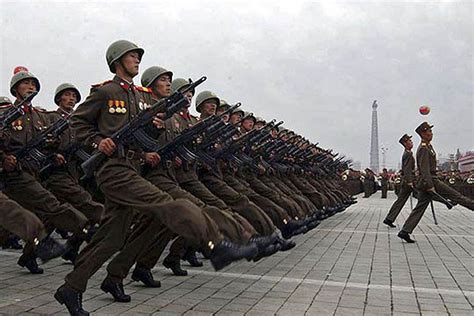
[117,60,135,81]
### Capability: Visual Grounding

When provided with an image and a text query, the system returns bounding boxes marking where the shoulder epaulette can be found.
[91,80,113,88]
[136,86,152,93]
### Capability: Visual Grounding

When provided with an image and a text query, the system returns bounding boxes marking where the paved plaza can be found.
[0,192,472,315]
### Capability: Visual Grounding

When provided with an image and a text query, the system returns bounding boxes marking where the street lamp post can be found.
[381,146,388,170]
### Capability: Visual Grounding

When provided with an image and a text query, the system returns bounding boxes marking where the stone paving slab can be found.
[0,192,472,315]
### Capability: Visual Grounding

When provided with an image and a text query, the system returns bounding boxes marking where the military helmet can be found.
[0,96,13,106]
[141,66,173,88]
[242,111,256,123]
[218,99,230,110]
[195,91,219,113]
[54,83,81,105]
[106,40,144,73]
[171,78,193,94]
[10,71,40,96]
[255,117,266,124]
[230,107,244,118]
[278,128,289,136]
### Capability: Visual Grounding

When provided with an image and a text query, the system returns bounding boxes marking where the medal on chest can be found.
[12,119,23,131]
[108,100,127,114]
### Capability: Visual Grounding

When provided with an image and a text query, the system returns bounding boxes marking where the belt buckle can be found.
[126,150,136,160]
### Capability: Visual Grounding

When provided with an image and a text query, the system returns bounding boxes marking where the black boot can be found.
[383,219,396,228]
[397,231,415,243]
[55,229,71,239]
[131,266,161,288]
[276,236,296,251]
[281,220,307,239]
[54,285,89,316]
[305,218,320,230]
[249,235,280,262]
[183,250,203,267]
[62,235,84,264]
[100,276,131,302]
[210,240,258,271]
[35,236,66,262]
[2,235,23,249]
[249,235,278,252]
[163,257,188,276]
[17,254,43,274]
[253,243,281,262]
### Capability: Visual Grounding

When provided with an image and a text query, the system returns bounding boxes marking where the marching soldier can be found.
[55,40,257,316]
[1,71,89,274]
[380,168,389,198]
[398,122,474,243]
[42,83,105,262]
[383,134,414,227]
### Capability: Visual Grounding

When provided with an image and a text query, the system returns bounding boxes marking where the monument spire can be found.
[370,100,380,173]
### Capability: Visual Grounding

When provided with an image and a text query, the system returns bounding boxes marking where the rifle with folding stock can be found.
[81,76,207,178]
[0,92,37,130]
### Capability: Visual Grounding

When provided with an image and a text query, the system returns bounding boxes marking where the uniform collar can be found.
[14,99,32,113]
[57,107,72,117]
[113,75,135,91]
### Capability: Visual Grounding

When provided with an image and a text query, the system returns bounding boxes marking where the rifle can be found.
[430,191,456,209]
[81,76,206,178]
[151,103,241,163]
[0,92,38,130]
[13,112,70,169]
[39,142,91,179]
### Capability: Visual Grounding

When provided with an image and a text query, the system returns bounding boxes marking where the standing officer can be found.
[55,40,256,316]
[384,134,414,227]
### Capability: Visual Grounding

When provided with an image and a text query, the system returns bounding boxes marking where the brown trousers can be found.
[3,170,88,235]
[263,175,316,217]
[223,173,291,229]
[0,191,46,243]
[43,170,104,224]
[106,164,256,280]
[199,170,275,236]
[385,183,412,222]
[65,158,222,293]
[402,179,474,234]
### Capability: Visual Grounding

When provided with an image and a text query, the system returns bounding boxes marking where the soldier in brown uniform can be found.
[383,134,414,227]
[196,93,292,244]
[54,41,258,316]
[1,71,89,274]
[380,168,389,198]
[398,123,474,243]
[104,68,260,287]
[0,98,66,264]
[42,83,104,262]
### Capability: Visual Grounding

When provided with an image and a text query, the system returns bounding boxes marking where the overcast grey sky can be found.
[1,0,472,170]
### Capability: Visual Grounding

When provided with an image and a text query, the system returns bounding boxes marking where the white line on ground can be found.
[156,268,474,298]
[315,229,473,238]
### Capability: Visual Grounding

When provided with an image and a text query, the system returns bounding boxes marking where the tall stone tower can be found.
[370,100,379,173]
